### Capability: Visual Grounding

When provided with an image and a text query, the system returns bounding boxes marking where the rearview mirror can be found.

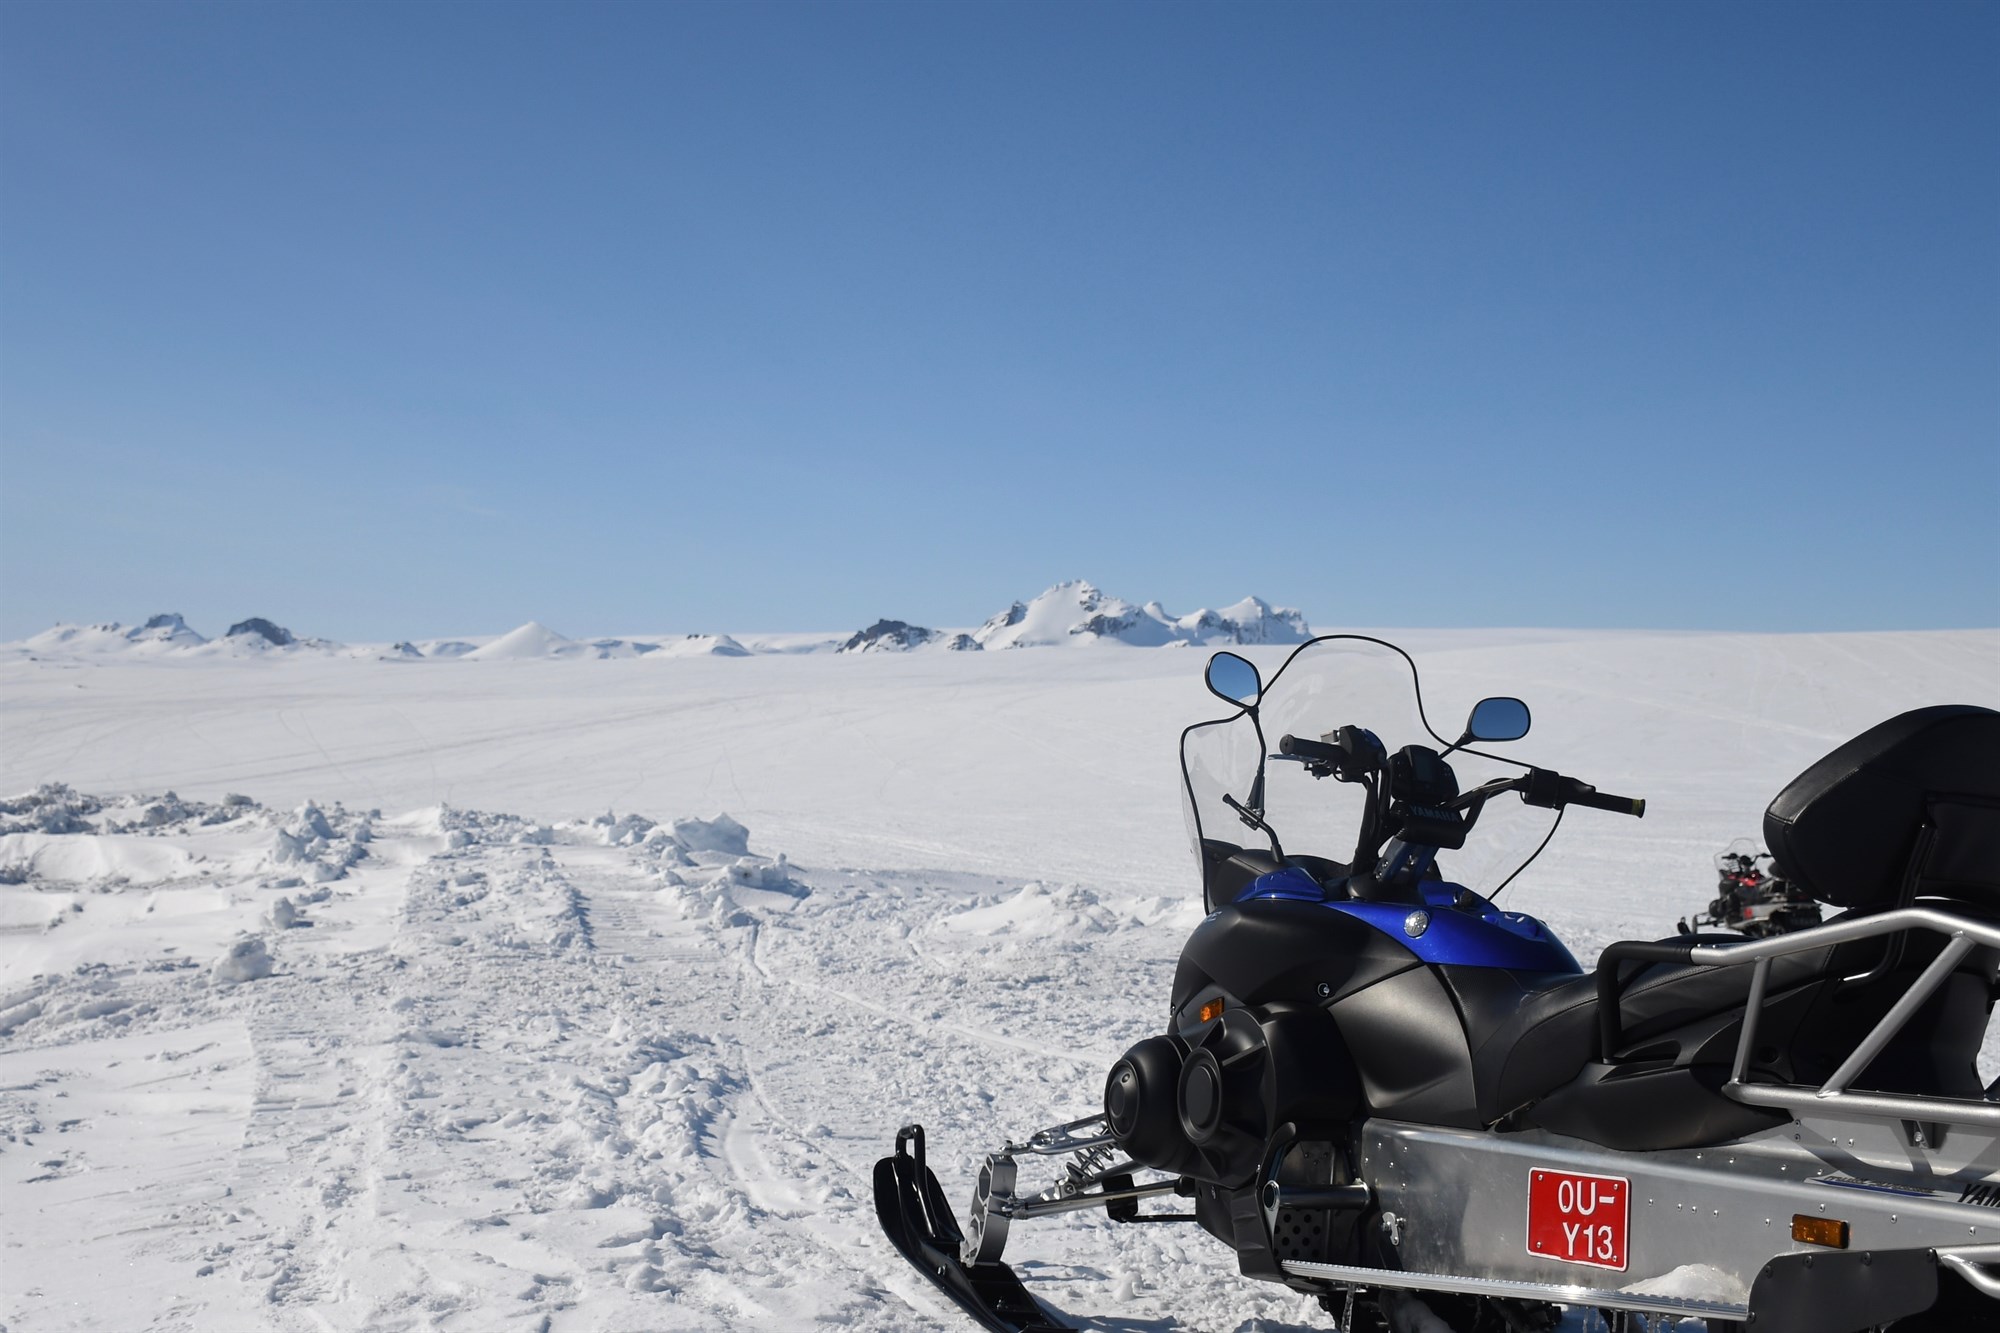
[1465,696,1530,742]
[1205,652,1262,708]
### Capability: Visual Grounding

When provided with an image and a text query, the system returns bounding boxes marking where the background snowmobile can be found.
[1679,839,1823,939]
[875,635,2000,1332]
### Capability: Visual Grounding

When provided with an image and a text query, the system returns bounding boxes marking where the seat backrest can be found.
[1764,704,2000,910]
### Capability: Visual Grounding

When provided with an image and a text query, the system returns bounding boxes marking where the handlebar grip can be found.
[1278,735,1343,763]
[1565,781,1646,818]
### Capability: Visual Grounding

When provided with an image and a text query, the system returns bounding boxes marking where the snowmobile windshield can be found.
[1715,838,1763,875]
[1180,636,1558,910]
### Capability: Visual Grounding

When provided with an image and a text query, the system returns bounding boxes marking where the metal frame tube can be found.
[1594,907,2000,1131]
[1819,932,1973,1095]
[1940,1253,2000,1301]
[1730,956,1772,1084]
[1004,1177,1181,1219]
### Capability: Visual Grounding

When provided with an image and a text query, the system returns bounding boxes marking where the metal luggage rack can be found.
[1600,906,2000,1131]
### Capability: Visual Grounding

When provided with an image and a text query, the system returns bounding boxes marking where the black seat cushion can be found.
[1472,925,1998,1145]
[1764,704,2000,910]
[1466,939,1835,1123]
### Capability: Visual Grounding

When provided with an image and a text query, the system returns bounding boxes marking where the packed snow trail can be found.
[1,792,1350,1331]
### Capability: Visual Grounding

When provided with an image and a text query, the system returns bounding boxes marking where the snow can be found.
[0,626,1994,1332]
[1620,1263,1749,1304]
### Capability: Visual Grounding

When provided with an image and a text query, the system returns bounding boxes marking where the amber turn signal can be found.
[1792,1214,1850,1248]
[1199,998,1225,1023]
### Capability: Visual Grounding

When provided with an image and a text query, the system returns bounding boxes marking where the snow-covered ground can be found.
[1,627,1995,1332]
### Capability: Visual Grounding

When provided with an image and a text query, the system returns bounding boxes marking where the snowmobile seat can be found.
[1462,921,1999,1150]
[1464,937,1836,1127]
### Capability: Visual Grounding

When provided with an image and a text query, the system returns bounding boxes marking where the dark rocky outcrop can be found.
[839,619,938,653]
[226,617,296,646]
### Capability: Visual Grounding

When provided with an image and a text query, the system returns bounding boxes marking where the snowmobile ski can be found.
[873,1124,1074,1333]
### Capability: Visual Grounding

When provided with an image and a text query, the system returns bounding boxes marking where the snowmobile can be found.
[874,635,2000,1332]
[1680,840,1823,940]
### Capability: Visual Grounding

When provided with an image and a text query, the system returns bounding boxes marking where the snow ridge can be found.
[971,580,1310,649]
[9,582,1308,663]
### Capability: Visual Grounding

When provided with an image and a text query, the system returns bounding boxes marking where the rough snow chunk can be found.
[291,802,335,841]
[211,936,275,986]
[670,814,750,857]
[1621,1263,1749,1303]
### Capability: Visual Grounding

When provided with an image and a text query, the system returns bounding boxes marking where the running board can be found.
[1280,1260,1749,1323]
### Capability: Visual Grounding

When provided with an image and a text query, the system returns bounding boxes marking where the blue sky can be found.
[2,1,1994,640]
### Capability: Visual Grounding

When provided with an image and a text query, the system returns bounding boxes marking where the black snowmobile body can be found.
[875,636,2000,1332]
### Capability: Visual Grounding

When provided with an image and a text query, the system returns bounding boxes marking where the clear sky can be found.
[2,1,1995,641]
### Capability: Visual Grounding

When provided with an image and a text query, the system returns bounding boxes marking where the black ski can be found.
[872,1124,1074,1333]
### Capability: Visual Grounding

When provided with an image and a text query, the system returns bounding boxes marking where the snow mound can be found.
[467,622,575,660]
[648,634,751,659]
[973,581,1311,649]
[582,638,657,659]
[211,935,274,986]
[939,882,1120,936]
[0,832,200,886]
[463,624,750,660]
[668,814,751,856]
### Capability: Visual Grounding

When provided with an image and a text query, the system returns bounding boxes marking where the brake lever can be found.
[1450,776,1522,810]
[1269,754,1339,779]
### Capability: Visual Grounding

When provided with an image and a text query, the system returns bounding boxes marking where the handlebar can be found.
[1456,768,1645,818]
[1278,735,1344,764]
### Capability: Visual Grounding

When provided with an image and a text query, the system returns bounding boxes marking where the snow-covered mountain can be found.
[8,586,1308,663]
[836,620,982,653]
[972,581,1310,649]
[17,613,346,657]
[20,613,209,655]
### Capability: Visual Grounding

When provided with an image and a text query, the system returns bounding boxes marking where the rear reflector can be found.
[1792,1214,1849,1248]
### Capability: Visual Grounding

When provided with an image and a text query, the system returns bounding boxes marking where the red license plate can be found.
[1527,1169,1629,1271]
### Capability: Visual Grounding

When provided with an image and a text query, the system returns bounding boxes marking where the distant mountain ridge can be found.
[8,582,1311,662]
[972,580,1309,650]
[837,581,1311,653]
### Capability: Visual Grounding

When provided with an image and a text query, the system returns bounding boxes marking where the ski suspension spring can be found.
[1065,1142,1119,1189]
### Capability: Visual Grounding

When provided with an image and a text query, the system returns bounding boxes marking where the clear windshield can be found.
[1715,837,1763,877]
[1180,636,1560,908]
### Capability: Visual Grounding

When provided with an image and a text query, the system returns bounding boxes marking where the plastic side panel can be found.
[1332,968,1479,1127]
[1172,900,1417,1013]
[1328,901,1579,972]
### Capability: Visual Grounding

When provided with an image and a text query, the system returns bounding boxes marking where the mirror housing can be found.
[1205,652,1262,708]
[1465,696,1531,743]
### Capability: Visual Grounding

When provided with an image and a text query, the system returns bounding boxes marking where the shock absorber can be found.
[1064,1141,1119,1192]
